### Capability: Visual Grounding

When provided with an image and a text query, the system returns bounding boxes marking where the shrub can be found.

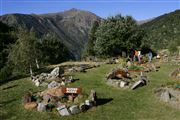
[0,66,12,83]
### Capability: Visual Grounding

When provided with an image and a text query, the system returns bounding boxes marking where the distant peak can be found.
[69,8,79,11]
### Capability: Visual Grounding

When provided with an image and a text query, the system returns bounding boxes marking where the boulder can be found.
[79,103,89,112]
[131,79,146,90]
[69,105,81,114]
[106,68,129,80]
[68,95,74,102]
[127,61,131,67]
[120,81,128,88]
[35,80,40,87]
[43,94,52,103]
[24,102,37,110]
[40,87,64,97]
[160,90,171,102]
[57,105,70,116]
[37,103,46,112]
[89,90,97,102]
[85,100,93,107]
[40,82,48,87]
[23,92,32,104]
[50,67,59,77]
[48,81,59,89]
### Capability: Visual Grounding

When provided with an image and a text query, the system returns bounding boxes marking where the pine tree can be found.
[85,20,99,56]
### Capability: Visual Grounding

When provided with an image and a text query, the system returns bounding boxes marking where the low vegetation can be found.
[0,63,179,120]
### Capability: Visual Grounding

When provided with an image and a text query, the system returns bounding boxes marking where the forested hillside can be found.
[141,10,180,49]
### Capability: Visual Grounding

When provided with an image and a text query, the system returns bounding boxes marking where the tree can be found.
[40,34,69,64]
[168,39,179,55]
[94,15,145,57]
[8,27,40,74]
[0,22,15,69]
[84,20,99,56]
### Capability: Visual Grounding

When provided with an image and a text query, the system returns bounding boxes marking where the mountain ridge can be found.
[0,9,101,59]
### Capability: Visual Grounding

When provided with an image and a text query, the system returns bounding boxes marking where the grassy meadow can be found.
[0,63,180,120]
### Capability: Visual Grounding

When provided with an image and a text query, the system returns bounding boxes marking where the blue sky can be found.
[0,0,180,20]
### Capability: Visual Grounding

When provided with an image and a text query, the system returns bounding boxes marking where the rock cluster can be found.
[170,68,180,80]
[155,87,180,109]
[106,66,147,90]
[31,67,62,87]
[23,88,98,116]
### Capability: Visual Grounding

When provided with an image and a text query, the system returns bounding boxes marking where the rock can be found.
[89,90,97,102]
[40,87,64,97]
[43,94,52,103]
[127,61,131,67]
[131,79,146,90]
[160,90,171,102]
[68,95,74,102]
[23,92,32,104]
[37,103,46,112]
[85,100,93,107]
[24,102,37,110]
[120,81,128,88]
[170,68,180,80]
[61,81,65,86]
[50,67,59,77]
[146,63,157,72]
[48,81,59,89]
[57,105,70,116]
[69,105,81,114]
[35,80,40,87]
[106,68,129,79]
[79,103,89,112]
[40,82,48,87]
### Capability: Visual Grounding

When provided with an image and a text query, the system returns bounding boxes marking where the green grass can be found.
[0,63,180,120]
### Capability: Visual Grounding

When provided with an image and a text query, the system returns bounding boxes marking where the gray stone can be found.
[79,103,88,112]
[40,82,48,87]
[50,67,59,77]
[89,89,97,102]
[85,100,93,107]
[131,80,146,90]
[35,80,40,87]
[48,81,59,89]
[37,103,46,112]
[57,105,70,116]
[43,94,52,102]
[127,61,131,67]
[160,91,171,102]
[120,81,127,88]
[69,105,81,114]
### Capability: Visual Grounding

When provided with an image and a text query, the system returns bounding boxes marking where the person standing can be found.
[138,51,141,64]
[148,51,153,62]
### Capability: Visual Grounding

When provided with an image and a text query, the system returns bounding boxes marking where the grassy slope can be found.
[0,63,180,120]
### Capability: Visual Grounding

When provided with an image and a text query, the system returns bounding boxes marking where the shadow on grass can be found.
[0,74,28,86]
[0,67,52,86]
[2,84,18,90]
[0,99,17,107]
[97,98,113,106]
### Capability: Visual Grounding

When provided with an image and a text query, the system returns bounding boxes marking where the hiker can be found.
[130,49,135,62]
[134,50,139,61]
[137,51,141,64]
[148,51,153,62]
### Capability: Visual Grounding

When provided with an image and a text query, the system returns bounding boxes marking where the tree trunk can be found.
[36,58,40,69]
[30,64,33,76]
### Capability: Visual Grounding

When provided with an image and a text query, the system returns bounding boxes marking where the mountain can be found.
[137,18,154,25]
[141,10,180,49]
[0,8,101,59]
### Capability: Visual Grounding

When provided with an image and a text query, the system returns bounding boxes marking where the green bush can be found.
[0,66,12,83]
[128,64,143,70]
